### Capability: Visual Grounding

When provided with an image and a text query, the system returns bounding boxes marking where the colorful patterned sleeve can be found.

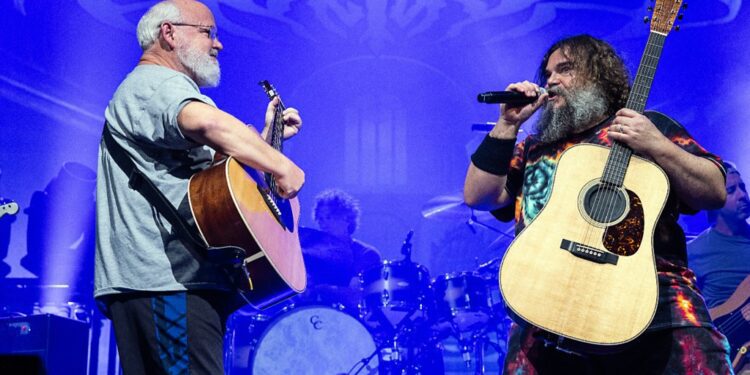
[644,110,725,213]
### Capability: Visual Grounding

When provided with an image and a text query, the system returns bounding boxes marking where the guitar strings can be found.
[267,94,286,197]
[715,309,748,336]
[587,31,662,254]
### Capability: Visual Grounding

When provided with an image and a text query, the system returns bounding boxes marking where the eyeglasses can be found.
[167,22,218,40]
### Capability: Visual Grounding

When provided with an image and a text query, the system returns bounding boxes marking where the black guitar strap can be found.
[101,122,245,264]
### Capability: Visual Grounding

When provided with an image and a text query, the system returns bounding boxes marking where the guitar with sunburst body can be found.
[188,81,306,309]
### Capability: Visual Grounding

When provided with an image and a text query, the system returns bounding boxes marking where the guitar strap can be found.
[101,122,246,265]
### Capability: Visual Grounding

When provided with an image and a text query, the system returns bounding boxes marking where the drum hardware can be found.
[349,306,421,375]
[441,316,508,375]
[420,193,497,225]
[475,257,501,273]
[400,230,415,263]
[431,265,510,374]
[350,305,443,375]
[432,271,493,333]
[359,253,432,330]
[224,308,275,371]
[224,222,515,375]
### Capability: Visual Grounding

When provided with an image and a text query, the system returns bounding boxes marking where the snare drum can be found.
[431,272,492,331]
[359,260,431,328]
[246,304,378,374]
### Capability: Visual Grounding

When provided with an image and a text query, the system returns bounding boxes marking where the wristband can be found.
[470,135,516,176]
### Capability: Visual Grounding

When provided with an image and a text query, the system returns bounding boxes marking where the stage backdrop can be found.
[0,0,747,288]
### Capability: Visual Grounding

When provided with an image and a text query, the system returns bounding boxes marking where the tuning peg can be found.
[643,16,650,24]
[682,3,688,10]
[647,6,653,12]
[678,13,684,20]
[674,25,681,31]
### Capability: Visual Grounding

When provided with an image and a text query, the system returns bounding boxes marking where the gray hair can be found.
[136,1,183,51]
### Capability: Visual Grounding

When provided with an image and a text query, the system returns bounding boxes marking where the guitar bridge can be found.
[560,239,618,265]
[258,186,284,224]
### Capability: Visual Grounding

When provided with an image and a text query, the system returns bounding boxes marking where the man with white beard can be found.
[94,1,305,373]
[464,35,732,373]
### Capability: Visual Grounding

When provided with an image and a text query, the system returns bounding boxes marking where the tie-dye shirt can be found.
[492,110,724,331]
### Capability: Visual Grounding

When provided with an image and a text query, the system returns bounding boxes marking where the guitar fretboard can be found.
[601,31,667,187]
[260,81,287,199]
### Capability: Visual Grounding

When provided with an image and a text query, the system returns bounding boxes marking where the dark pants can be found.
[503,324,733,374]
[101,291,235,375]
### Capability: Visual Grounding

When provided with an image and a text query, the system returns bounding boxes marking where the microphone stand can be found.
[400,230,414,263]
[467,211,514,239]
[349,306,420,375]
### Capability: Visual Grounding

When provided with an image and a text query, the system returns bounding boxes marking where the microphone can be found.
[477,88,547,105]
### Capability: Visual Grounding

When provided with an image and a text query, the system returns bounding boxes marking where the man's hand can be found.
[608,108,670,158]
[491,81,548,139]
[274,159,305,199]
[262,97,302,140]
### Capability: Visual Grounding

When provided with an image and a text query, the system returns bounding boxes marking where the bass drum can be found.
[239,304,379,374]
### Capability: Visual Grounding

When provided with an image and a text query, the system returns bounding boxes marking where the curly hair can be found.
[537,34,631,115]
[312,189,360,235]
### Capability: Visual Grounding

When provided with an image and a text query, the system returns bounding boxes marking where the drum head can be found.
[251,305,378,374]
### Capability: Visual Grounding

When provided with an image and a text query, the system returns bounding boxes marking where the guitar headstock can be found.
[259,80,278,100]
[0,200,19,217]
[649,0,685,35]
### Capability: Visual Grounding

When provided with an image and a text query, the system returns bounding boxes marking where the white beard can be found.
[534,84,608,144]
[177,43,220,88]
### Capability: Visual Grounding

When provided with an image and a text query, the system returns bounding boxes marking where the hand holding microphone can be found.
[480,81,549,138]
[477,87,548,105]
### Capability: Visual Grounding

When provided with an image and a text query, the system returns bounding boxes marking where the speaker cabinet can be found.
[0,314,89,375]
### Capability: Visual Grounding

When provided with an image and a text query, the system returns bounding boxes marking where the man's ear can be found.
[159,23,178,50]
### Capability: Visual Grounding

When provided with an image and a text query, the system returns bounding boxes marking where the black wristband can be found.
[470,135,516,176]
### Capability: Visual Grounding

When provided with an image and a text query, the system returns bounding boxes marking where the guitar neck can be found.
[602,31,667,187]
[625,31,667,113]
[259,80,288,197]
[270,101,286,152]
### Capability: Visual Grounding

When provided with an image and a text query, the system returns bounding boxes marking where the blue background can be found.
[0,0,747,294]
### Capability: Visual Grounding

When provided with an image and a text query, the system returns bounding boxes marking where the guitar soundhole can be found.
[583,184,627,225]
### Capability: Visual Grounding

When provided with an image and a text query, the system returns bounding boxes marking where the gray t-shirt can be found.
[688,228,750,308]
[95,65,232,298]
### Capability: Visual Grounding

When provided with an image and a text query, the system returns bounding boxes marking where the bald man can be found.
[94,1,304,373]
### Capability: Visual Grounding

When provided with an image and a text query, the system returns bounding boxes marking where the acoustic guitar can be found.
[499,1,683,347]
[710,275,750,371]
[188,81,306,309]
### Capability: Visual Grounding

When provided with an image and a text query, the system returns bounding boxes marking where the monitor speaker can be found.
[0,314,89,375]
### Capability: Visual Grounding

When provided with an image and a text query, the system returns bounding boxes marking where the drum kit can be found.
[226,194,513,375]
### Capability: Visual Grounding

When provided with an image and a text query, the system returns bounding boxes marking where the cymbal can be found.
[420,193,495,222]
[475,257,501,275]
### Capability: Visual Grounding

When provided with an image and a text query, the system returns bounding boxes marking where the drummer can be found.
[299,189,382,309]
